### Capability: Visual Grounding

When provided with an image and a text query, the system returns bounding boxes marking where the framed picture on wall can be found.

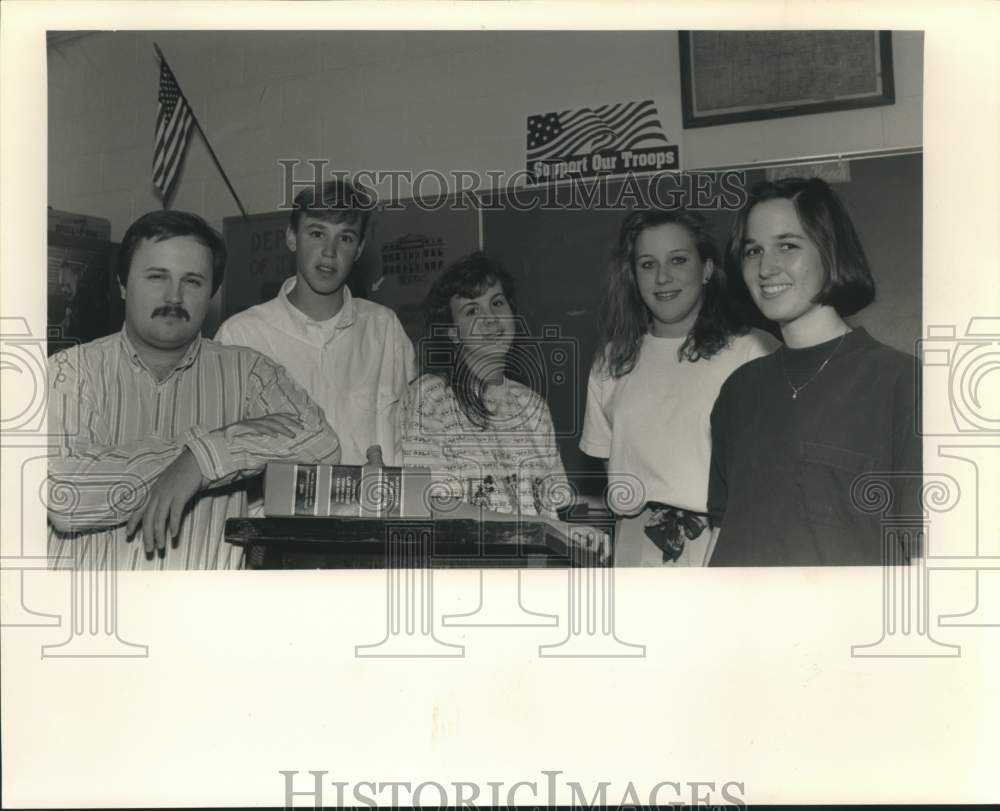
[678,30,895,128]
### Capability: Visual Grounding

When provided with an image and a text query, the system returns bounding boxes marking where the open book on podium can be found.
[224,454,613,569]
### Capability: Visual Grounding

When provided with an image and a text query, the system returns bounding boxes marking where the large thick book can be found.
[263,461,433,518]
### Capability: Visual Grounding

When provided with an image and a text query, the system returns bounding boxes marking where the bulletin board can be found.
[357,197,481,347]
[679,31,895,128]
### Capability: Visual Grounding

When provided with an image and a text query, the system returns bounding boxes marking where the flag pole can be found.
[154,43,249,220]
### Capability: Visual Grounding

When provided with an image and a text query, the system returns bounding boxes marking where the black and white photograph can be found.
[41,27,924,572]
[1,1,998,808]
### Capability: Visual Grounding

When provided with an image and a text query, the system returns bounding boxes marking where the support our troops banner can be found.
[526,99,680,184]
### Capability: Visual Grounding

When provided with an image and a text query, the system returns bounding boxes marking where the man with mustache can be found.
[215,178,416,467]
[47,210,342,570]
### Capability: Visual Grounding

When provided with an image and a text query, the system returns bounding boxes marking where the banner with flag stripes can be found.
[526,99,679,183]
[152,60,195,202]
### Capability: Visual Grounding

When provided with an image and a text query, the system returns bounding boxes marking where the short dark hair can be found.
[726,176,875,317]
[289,178,374,237]
[117,210,227,295]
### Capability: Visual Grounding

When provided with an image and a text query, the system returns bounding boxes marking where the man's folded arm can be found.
[48,352,341,531]
[184,354,342,484]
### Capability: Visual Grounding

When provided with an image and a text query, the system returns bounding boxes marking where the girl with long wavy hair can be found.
[401,252,571,520]
[581,209,778,566]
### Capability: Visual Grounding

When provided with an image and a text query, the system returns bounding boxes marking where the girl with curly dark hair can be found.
[401,252,571,520]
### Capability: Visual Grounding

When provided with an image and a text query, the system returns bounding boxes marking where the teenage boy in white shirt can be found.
[216,178,417,466]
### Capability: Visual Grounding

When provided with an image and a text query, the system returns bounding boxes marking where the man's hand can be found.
[127,448,207,557]
[224,413,302,441]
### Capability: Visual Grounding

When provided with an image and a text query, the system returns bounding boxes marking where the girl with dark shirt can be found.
[708,177,921,566]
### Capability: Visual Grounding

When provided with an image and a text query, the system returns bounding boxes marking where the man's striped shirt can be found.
[47,329,341,570]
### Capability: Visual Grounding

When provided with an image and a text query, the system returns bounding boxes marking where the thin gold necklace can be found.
[781,331,848,400]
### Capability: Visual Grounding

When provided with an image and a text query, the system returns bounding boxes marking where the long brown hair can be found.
[595,208,745,378]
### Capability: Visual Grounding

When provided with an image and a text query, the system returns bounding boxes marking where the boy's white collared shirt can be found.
[216,276,417,466]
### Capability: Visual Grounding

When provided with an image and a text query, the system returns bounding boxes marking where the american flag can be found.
[152,60,195,201]
[527,100,668,162]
